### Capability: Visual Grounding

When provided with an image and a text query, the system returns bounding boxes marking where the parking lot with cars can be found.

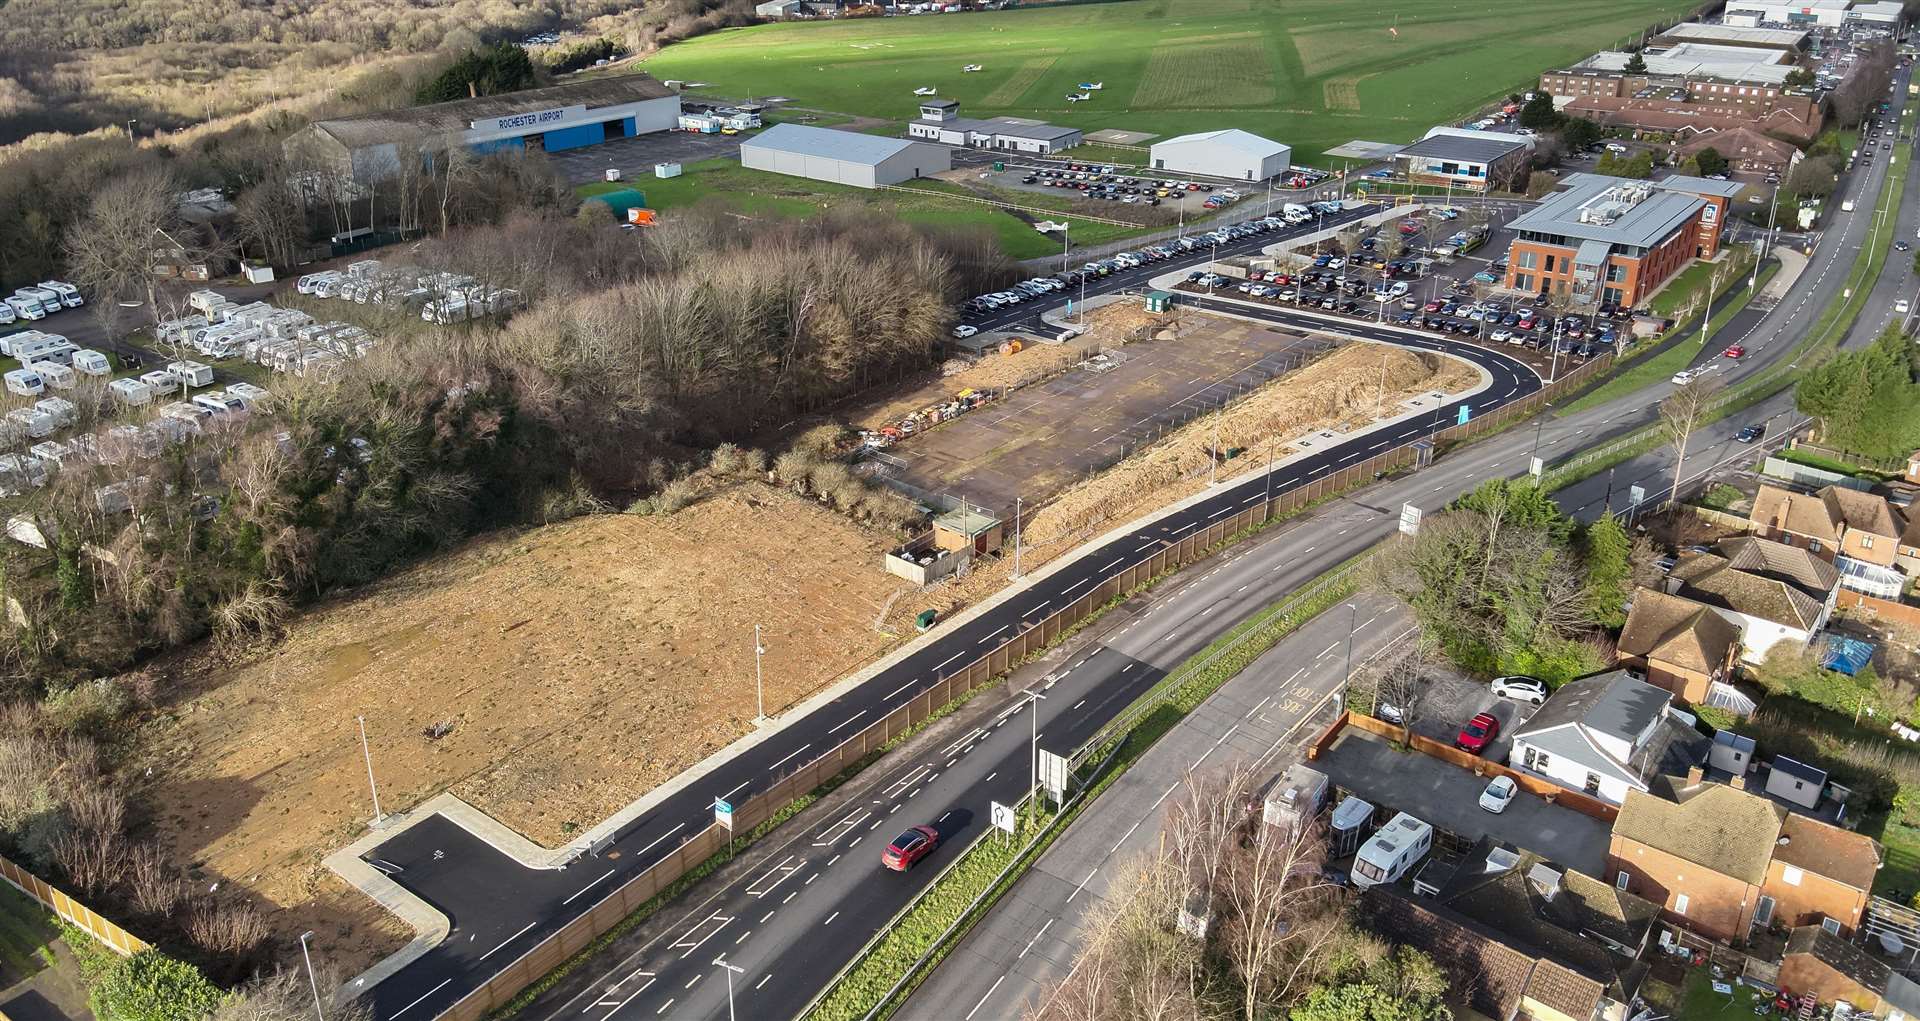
[1377,669,1545,767]
[976,159,1254,213]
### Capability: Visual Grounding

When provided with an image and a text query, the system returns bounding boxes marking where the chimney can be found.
[468,81,478,99]
[1686,764,1704,786]
[1731,773,1746,790]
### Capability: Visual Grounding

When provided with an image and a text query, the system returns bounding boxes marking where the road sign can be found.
[990,801,1017,834]
[1529,455,1545,478]
[1456,405,1472,425]
[1398,503,1423,535]
[714,798,734,829]
[1038,749,1071,802]
[1628,484,1646,508]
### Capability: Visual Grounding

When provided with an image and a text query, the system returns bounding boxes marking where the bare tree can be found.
[215,966,374,1021]
[63,166,186,339]
[1660,376,1720,509]
[1357,640,1430,741]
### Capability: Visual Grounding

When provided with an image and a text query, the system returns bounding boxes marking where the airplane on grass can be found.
[1034,220,1069,233]
[1066,92,1091,102]
[963,64,983,72]
[913,86,938,96]
[1078,81,1103,90]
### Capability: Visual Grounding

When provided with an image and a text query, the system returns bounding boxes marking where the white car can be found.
[952,325,978,339]
[1479,775,1517,814]
[1898,299,1911,315]
[1490,675,1549,705]
[1327,258,1346,270]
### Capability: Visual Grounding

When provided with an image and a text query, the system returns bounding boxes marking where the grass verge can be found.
[807,556,1365,1021]
[1561,258,1774,415]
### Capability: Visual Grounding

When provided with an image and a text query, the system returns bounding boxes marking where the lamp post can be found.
[299,931,324,1021]
[1060,226,1070,276]
[355,716,383,826]
[713,957,745,1021]
[753,624,768,724]
[1012,495,1023,579]
[1019,687,1048,807]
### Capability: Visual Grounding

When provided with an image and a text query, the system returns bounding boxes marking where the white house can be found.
[1150,129,1292,182]
[1507,669,1703,806]
[1666,536,1838,665]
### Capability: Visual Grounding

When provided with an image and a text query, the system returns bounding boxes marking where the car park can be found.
[1479,775,1517,814]
[881,825,941,871]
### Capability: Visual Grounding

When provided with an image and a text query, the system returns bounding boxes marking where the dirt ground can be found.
[135,484,911,975]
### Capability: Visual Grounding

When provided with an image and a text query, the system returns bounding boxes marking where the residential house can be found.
[1777,925,1920,1018]
[1607,773,1879,944]
[1507,669,1704,806]
[1616,587,1741,703]
[1671,127,1801,180]
[1361,845,1656,1021]
[1666,536,1838,664]
[1750,483,1906,597]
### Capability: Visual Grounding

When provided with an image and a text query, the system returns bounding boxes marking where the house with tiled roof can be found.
[1750,483,1907,598]
[1616,587,1741,703]
[1507,669,1704,806]
[1666,536,1837,664]
[1672,127,1801,180]
[1607,772,1879,944]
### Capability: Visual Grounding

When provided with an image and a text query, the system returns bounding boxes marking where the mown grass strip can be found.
[807,556,1366,1021]
[1560,259,1775,415]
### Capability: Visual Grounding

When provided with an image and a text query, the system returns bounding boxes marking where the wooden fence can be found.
[1329,712,1620,824]
[431,347,1613,1019]
[0,853,148,957]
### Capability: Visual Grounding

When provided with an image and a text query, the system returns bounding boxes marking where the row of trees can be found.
[1030,763,1453,1021]
[1379,479,1642,684]
[1796,323,1920,462]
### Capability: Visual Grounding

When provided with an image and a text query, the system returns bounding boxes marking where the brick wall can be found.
[1763,860,1868,935]
[1608,835,1757,942]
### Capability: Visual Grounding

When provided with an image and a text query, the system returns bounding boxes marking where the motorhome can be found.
[72,350,111,376]
[0,302,15,325]
[5,296,45,321]
[38,281,83,309]
[1350,812,1432,889]
[15,288,61,316]
[3,369,44,398]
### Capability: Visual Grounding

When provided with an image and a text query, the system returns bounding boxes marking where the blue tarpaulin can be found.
[1822,635,1877,676]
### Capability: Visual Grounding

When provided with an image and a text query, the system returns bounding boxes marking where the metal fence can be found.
[430,347,1614,1019]
[0,853,148,957]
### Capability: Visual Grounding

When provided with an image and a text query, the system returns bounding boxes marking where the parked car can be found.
[1490,675,1548,705]
[1655,553,1679,572]
[1479,775,1517,813]
[953,325,978,339]
[881,825,941,871]
[1735,424,1765,443]
[1455,712,1500,754]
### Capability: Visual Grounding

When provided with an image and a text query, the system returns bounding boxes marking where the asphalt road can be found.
[357,236,1542,1020]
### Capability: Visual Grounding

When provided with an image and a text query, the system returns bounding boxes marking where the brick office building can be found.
[1501,173,1741,309]
[1540,43,1823,144]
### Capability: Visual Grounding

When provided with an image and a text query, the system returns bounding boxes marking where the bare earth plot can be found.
[136,486,905,974]
[880,311,1337,515]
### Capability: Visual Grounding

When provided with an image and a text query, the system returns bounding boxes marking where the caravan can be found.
[108,377,153,407]
[30,363,74,390]
[3,369,44,398]
[1350,812,1432,889]
[166,360,215,388]
[72,350,111,377]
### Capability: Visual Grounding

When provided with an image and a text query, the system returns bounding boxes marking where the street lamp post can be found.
[1343,603,1357,684]
[355,716,383,825]
[1012,495,1023,579]
[713,957,745,1021]
[753,624,768,724]
[1022,687,1049,808]
[299,931,325,1021]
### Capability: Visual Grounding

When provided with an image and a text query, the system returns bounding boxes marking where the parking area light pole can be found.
[754,624,768,724]
[1020,687,1048,808]
[714,957,745,1021]
[355,715,383,826]
[299,931,324,1021]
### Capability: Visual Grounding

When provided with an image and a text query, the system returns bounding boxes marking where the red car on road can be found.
[1456,712,1501,755]
[1723,345,1746,359]
[881,825,941,871]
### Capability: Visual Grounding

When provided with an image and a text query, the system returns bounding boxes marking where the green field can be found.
[643,0,1698,161]
[581,159,1154,257]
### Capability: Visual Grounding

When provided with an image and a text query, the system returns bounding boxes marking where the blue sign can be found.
[1456,405,1472,425]
[714,798,734,828]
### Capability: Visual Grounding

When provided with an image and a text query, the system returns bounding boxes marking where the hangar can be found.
[740,123,952,188]
[291,74,682,184]
[1149,129,1292,182]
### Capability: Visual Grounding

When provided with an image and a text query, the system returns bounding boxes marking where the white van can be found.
[108,377,153,407]
[72,350,111,376]
[1350,812,1433,889]
[3,369,44,398]
[5,296,44,321]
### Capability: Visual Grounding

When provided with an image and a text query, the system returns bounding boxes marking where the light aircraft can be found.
[1066,92,1091,102]
[913,86,938,96]
[962,64,983,72]
[1078,81,1103,90]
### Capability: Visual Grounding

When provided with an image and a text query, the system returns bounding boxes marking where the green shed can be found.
[1145,289,1174,313]
[587,188,648,217]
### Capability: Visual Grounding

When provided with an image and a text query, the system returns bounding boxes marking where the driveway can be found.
[1406,667,1542,765]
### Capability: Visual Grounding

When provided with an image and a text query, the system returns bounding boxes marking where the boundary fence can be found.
[875,183,1140,227]
[431,345,1612,1019]
[0,853,148,957]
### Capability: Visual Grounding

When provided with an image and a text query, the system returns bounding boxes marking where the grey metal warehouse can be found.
[290,74,681,184]
[1150,129,1292,181]
[740,123,952,189]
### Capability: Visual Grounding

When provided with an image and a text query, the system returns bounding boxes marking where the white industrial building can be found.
[1149,129,1292,182]
[1722,0,1897,26]
[906,100,1084,155]
[740,123,952,188]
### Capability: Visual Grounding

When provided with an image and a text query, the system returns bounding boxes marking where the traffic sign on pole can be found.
[714,798,734,829]
[990,801,1017,835]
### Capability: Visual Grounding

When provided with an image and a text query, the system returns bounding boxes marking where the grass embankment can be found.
[808,558,1364,1021]
[1560,258,1774,415]
[580,159,1142,257]
[643,0,1697,162]
[0,881,59,982]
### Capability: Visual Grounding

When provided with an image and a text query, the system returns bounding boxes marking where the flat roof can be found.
[1398,133,1527,164]
[1656,22,1809,48]
[1576,44,1793,84]
[743,122,925,165]
[1312,728,1609,877]
[312,74,674,149]
[984,119,1081,142]
[1506,173,1709,249]
[1325,140,1406,160]
[1657,173,1746,198]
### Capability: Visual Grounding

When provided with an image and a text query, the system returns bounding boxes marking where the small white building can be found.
[1150,129,1292,182]
[1507,669,1697,806]
[741,123,952,189]
[1764,755,1826,810]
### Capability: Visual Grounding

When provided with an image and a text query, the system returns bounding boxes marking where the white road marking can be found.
[965,976,1008,1021]
[390,979,451,1019]
[756,974,772,991]
[562,869,617,906]
[1018,919,1055,960]
[828,710,868,734]
[885,678,919,699]
[655,999,675,1015]
[825,911,841,925]
[978,626,1009,645]
[631,822,688,863]
[769,743,813,772]
[934,652,964,672]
